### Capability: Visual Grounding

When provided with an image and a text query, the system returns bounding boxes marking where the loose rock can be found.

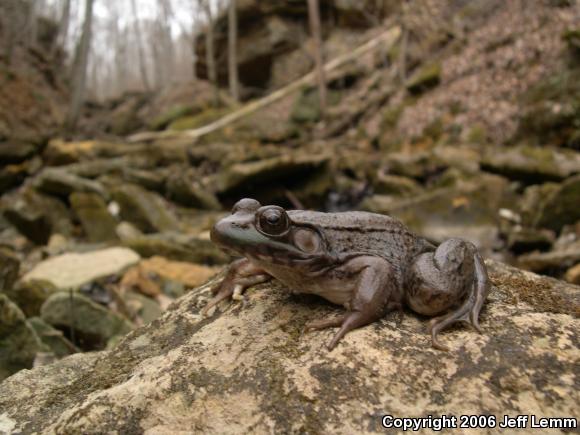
[3,189,72,245]
[481,145,580,183]
[361,175,510,252]
[565,263,580,284]
[0,248,19,291]
[212,154,329,196]
[3,280,58,318]
[0,294,44,381]
[40,292,133,350]
[28,317,79,358]
[33,168,109,199]
[22,247,140,289]
[111,184,181,233]
[518,240,580,273]
[534,174,580,232]
[70,192,118,243]
[123,233,228,265]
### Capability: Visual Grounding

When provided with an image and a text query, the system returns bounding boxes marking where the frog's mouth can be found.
[210,216,268,254]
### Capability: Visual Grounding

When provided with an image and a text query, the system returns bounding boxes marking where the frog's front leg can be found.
[201,258,272,316]
[407,238,490,350]
[306,256,402,350]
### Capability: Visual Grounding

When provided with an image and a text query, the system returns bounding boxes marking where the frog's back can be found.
[288,210,433,262]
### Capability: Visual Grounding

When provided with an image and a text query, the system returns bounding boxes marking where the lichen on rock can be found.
[0,260,577,433]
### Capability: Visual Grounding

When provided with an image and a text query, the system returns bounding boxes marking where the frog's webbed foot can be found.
[201,258,271,316]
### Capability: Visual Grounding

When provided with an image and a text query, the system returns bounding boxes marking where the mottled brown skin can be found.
[204,198,490,351]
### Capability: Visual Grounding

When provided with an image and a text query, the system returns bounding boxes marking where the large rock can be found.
[0,294,44,381]
[22,247,141,289]
[111,184,181,233]
[0,260,577,432]
[40,292,133,350]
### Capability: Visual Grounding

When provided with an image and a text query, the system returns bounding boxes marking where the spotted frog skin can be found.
[204,198,490,350]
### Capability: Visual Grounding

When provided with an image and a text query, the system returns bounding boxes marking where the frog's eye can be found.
[257,206,290,236]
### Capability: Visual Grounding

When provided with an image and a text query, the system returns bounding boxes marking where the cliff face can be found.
[194,0,395,95]
[0,260,577,433]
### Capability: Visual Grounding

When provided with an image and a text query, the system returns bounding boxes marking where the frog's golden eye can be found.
[257,206,290,236]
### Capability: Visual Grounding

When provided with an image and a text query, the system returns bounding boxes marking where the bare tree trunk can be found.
[228,0,239,102]
[27,0,38,48]
[52,0,71,59]
[130,0,151,91]
[65,0,94,131]
[200,0,219,106]
[158,0,175,85]
[2,0,20,65]
[307,0,327,117]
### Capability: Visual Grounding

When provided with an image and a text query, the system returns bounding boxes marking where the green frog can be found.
[203,198,490,351]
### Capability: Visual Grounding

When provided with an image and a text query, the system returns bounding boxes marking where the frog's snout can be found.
[210,209,258,250]
[210,218,233,246]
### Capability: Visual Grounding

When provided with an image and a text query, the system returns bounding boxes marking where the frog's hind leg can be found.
[325,257,399,351]
[414,239,490,350]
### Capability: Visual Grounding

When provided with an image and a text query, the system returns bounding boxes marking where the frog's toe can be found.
[430,334,450,352]
[201,287,234,316]
[304,315,345,332]
[428,319,451,351]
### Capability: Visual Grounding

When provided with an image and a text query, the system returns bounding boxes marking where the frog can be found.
[202,198,490,351]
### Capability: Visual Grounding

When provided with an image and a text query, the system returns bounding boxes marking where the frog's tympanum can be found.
[204,198,490,351]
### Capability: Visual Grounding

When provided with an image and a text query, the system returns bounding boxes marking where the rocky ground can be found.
[0,0,579,430]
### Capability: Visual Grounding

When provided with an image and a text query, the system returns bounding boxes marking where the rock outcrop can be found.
[0,260,577,433]
[194,0,390,93]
